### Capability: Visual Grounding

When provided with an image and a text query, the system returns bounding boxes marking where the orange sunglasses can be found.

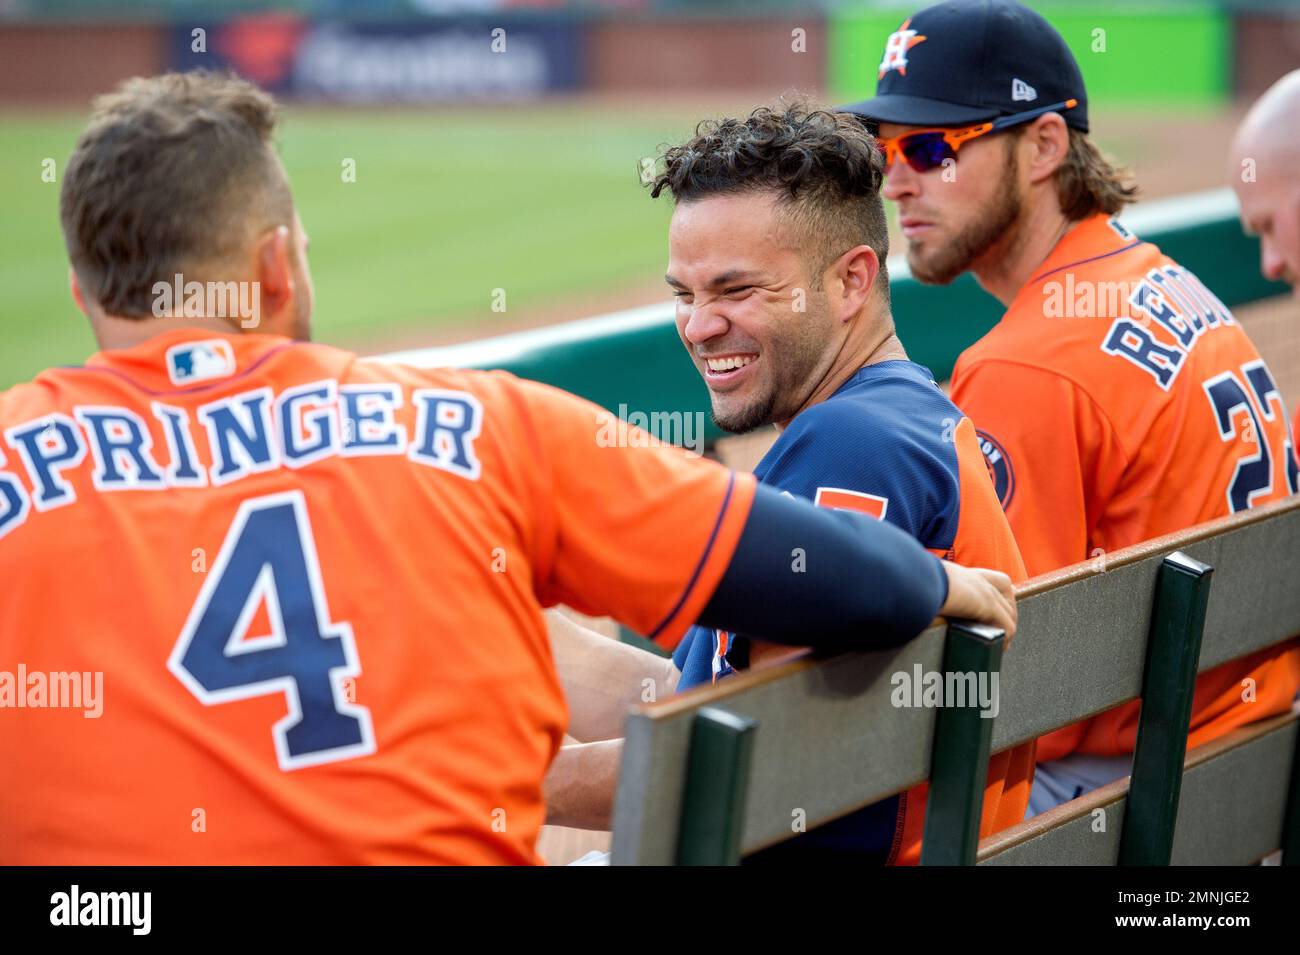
[874,98,1079,173]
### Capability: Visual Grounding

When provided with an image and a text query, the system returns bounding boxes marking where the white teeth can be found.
[706,355,755,372]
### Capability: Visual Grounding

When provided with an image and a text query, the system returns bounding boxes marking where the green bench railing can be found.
[609,497,1300,865]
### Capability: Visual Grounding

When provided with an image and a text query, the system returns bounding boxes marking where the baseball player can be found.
[547,103,1033,865]
[0,72,1016,864]
[848,0,1300,812]
[1229,68,1300,439]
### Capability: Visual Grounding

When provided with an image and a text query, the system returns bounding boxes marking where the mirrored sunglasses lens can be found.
[902,133,954,172]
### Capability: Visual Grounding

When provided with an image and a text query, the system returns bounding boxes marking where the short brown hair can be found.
[1055,128,1139,220]
[649,103,890,298]
[59,70,293,317]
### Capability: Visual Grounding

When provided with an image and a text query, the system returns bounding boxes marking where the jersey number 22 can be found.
[1203,361,1300,512]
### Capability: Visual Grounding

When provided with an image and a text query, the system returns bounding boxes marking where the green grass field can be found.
[0,103,697,389]
[0,100,1236,390]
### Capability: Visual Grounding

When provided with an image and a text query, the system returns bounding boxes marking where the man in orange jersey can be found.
[848,0,1300,812]
[0,71,1017,864]
[545,103,1032,865]
[1229,69,1300,440]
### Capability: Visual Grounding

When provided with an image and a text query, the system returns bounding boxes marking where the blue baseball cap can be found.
[843,0,1089,133]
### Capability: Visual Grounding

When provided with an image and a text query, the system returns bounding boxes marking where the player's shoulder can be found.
[766,361,963,487]
[956,215,1226,395]
[789,360,960,450]
[0,363,106,429]
[763,361,963,542]
[350,355,542,407]
[352,358,612,453]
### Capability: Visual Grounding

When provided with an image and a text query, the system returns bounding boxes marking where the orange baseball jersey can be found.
[951,213,1300,762]
[0,328,757,865]
[673,360,1031,864]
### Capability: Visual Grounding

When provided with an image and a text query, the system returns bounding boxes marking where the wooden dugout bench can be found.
[608,496,1300,866]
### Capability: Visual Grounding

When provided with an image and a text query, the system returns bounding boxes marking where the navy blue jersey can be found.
[678,360,973,686]
[673,359,1030,864]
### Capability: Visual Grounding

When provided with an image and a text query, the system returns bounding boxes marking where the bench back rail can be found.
[610,498,1300,865]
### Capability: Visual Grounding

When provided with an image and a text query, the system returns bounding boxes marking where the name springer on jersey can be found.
[0,379,485,540]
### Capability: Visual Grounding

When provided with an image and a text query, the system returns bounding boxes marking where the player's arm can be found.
[538,506,1015,830]
[735,404,950,668]
[543,739,621,831]
[540,501,1016,833]
[522,377,1014,651]
[545,609,677,743]
[950,360,1126,577]
[698,483,1016,648]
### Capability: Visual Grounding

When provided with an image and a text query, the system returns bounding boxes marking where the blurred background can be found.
[1,0,1298,389]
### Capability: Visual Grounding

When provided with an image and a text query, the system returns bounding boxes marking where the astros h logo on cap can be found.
[845,0,1090,134]
[878,17,928,79]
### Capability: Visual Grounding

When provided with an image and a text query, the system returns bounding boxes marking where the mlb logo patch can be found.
[166,339,236,386]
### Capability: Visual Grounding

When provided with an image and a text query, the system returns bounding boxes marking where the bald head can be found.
[1229,70,1300,292]
[1232,70,1300,171]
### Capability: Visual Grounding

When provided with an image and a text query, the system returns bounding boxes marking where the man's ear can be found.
[68,267,90,317]
[253,225,294,320]
[1024,113,1070,185]
[834,245,881,322]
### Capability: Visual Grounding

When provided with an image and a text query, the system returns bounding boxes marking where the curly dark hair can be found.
[649,103,890,296]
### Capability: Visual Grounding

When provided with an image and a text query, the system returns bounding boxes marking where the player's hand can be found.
[938,562,1017,642]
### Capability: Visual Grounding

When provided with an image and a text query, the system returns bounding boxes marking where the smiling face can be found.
[667,192,840,433]
[878,122,1025,285]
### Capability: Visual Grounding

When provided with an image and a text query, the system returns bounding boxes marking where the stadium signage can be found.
[173,17,584,101]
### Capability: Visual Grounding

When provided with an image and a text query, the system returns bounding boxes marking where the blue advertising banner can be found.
[171,15,585,101]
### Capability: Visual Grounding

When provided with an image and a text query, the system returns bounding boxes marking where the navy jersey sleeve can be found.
[754,391,960,551]
[697,483,948,653]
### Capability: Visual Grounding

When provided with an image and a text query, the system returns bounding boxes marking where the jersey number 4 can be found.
[1203,361,1300,513]
[168,491,376,771]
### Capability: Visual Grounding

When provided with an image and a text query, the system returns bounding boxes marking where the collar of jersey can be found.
[82,327,294,396]
[833,358,935,399]
[1008,213,1145,313]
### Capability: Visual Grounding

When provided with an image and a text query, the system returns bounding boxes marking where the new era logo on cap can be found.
[166,340,236,386]
[1012,78,1037,102]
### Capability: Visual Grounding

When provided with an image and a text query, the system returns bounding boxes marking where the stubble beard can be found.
[709,302,831,436]
[711,392,777,436]
[907,159,1024,287]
